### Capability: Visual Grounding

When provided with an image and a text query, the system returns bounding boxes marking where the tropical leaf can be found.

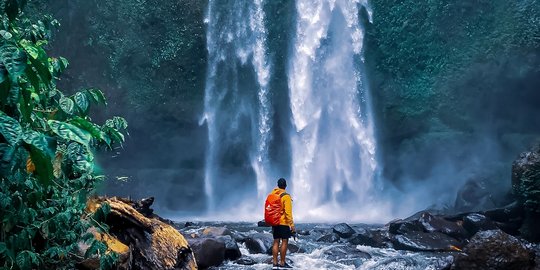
[50,57,68,76]
[0,110,22,145]
[22,129,51,155]
[59,96,75,115]
[48,120,91,145]
[86,88,107,105]
[0,43,27,79]
[28,144,53,185]
[70,117,106,143]
[105,116,128,131]
[73,91,89,113]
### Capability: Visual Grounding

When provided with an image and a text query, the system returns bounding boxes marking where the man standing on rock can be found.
[268,178,295,269]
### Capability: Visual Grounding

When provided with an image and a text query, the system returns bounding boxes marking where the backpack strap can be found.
[280,192,289,198]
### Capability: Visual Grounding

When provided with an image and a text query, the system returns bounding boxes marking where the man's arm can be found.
[283,195,295,230]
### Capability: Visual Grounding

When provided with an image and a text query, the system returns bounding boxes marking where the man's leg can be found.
[272,239,280,265]
[279,238,288,265]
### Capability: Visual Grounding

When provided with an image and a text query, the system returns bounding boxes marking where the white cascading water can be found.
[202,0,273,214]
[288,0,390,222]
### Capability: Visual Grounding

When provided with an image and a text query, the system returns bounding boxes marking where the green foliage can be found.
[0,1,127,269]
[87,0,207,117]
[366,0,540,151]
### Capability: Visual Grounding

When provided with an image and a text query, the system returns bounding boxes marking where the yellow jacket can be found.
[270,188,294,227]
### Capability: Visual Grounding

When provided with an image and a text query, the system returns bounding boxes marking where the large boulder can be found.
[452,230,535,270]
[348,228,391,248]
[217,235,242,261]
[391,231,461,252]
[462,213,498,235]
[512,144,540,241]
[244,233,273,254]
[86,197,197,270]
[388,219,424,235]
[187,238,226,269]
[317,233,341,243]
[332,223,355,239]
[419,212,468,240]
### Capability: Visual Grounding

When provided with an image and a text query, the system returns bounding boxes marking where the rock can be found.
[86,197,197,270]
[332,223,355,238]
[322,245,371,267]
[297,229,310,236]
[418,212,468,239]
[317,233,341,243]
[77,228,131,270]
[245,233,273,254]
[202,226,231,237]
[236,256,256,266]
[217,235,241,261]
[391,231,461,252]
[188,238,226,269]
[388,219,424,235]
[348,228,390,248]
[452,230,535,270]
[462,213,498,235]
[184,221,197,227]
[257,220,270,227]
[287,242,306,253]
[512,144,540,241]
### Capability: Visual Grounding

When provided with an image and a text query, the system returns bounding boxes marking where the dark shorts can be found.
[272,225,292,239]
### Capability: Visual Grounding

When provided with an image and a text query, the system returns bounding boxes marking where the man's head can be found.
[277,178,287,189]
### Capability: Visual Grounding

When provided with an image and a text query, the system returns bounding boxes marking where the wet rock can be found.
[202,226,231,237]
[391,231,461,252]
[235,256,256,266]
[184,221,197,228]
[231,231,248,243]
[257,220,270,227]
[323,245,371,262]
[187,238,226,269]
[287,242,306,253]
[462,213,498,235]
[388,219,424,235]
[332,223,355,238]
[245,233,273,254]
[452,230,535,270]
[317,233,341,243]
[348,228,390,248]
[217,235,241,261]
[512,143,540,241]
[419,212,468,239]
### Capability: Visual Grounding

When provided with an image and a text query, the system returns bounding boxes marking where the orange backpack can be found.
[264,192,287,226]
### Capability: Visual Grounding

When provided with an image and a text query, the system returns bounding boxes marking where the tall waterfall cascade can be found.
[202,0,391,222]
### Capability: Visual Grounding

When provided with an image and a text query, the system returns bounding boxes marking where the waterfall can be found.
[202,0,273,214]
[202,0,389,222]
[288,0,388,222]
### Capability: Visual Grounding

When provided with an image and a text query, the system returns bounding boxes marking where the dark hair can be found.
[277,178,287,189]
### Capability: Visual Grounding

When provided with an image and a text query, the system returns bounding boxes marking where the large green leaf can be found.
[50,57,68,76]
[69,117,106,143]
[47,120,91,146]
[0,44,27,79]
[59,96,75,115]
[22,130,51,155]
[28,144,53,185]
[0,78,10,106]
[73,92,89,114]
[0,64,7,84]
[0,111,22,145]
[86,88,107,105]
